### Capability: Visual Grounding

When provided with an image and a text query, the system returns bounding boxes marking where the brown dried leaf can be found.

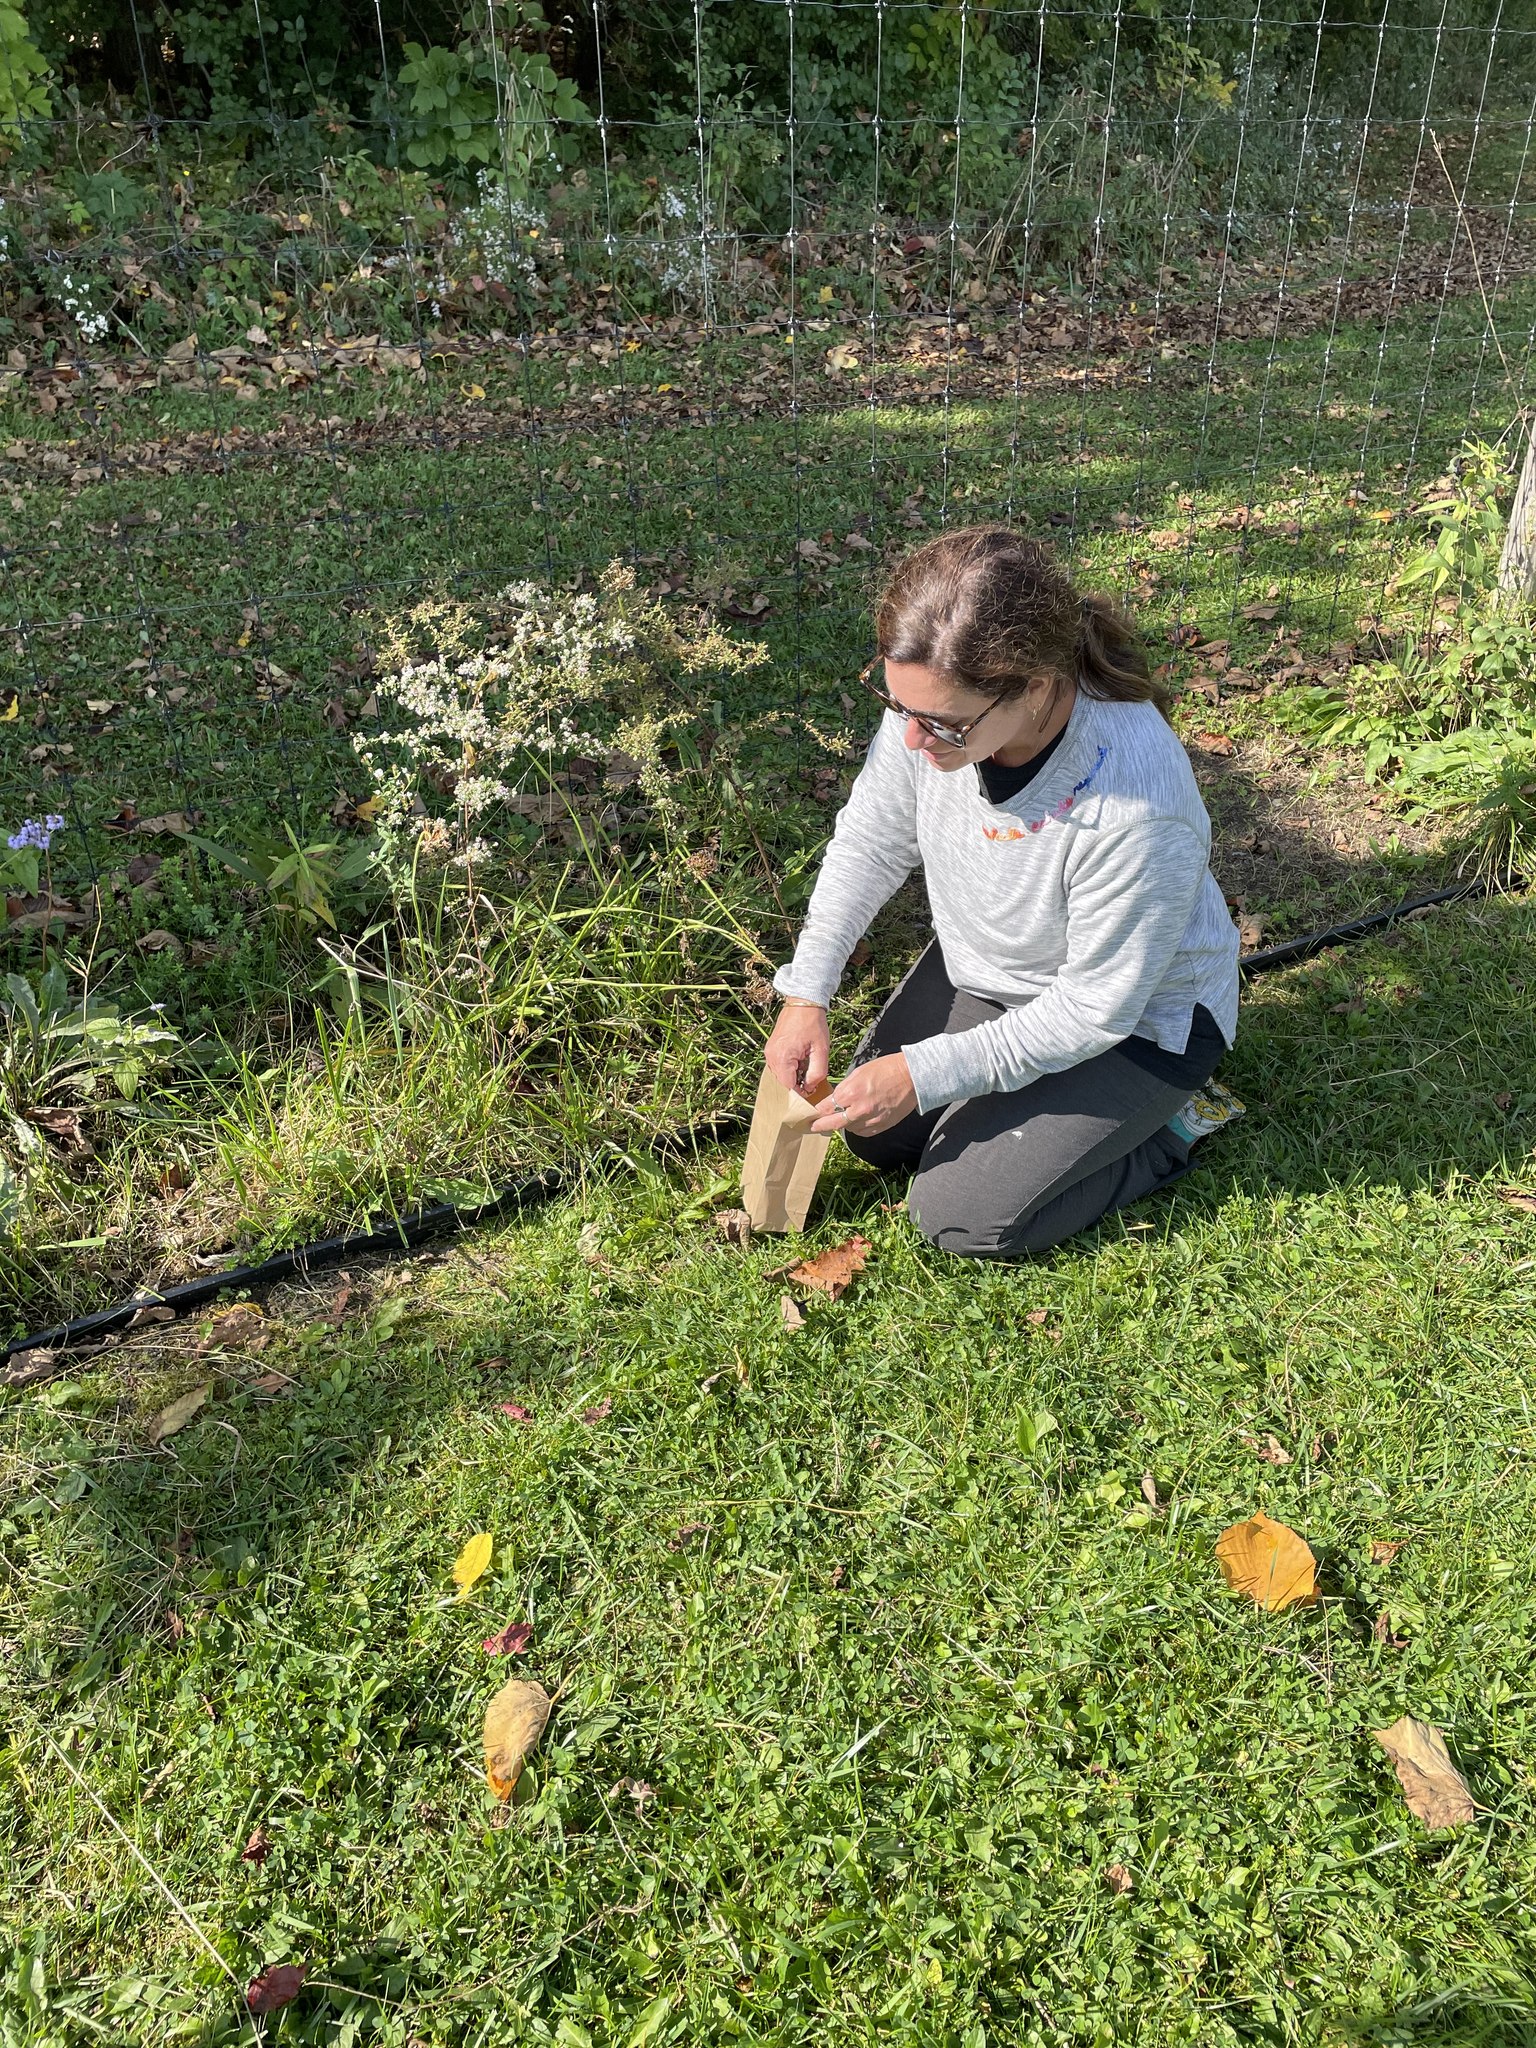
[1215,1510,1317,1611]
[786,1233,871,1302]
[1104,1862,1134,1895]
[245,1963,307,2014]
[149,1385,210,1444]
[197,1303,265,1354]
[1139,1473,1160,1511]
[713,1207,754,1248]
[1373,1715,1475,1831]
[1194,731,1235,757]
[780,1294,806,1332]
[29,1107,93,1157]
[1370,1538,1405,1565]
[1242,1432,1291,1466]
[484,1678,552,1800]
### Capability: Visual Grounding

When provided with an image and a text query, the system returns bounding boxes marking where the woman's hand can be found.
[810,1051,918,1137]
[765,999,831,1100]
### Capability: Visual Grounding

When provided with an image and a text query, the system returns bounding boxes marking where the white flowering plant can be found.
[355,563,768,894]
[49,265,111,347]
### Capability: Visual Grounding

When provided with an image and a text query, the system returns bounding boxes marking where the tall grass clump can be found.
[3,571,797,1332]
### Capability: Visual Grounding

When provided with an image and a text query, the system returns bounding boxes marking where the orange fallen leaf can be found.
[1373,1715,1475,1831]
[484,1678,551,1799]
[1215,1510,1317,1611]
[786,1233,871,1302]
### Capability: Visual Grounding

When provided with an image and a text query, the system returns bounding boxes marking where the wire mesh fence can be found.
[3,0,1535,923]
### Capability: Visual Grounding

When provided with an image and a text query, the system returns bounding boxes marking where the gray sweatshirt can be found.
[774,694,1241,1113]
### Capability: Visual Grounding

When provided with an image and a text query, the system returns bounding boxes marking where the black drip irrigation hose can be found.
[1237,879,1497,978]
[4,1173,562,1368]
[5,879,1517,1367]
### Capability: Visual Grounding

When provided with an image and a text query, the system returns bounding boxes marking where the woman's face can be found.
[880,659,1057,772]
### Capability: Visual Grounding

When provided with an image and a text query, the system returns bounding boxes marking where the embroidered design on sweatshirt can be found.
[981,745,1109,841]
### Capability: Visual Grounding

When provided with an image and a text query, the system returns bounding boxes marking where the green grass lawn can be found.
[6,289,1532,857]
[5,253,1536,2045]
[5,891,1536,2047]
[6,284,1535,1327]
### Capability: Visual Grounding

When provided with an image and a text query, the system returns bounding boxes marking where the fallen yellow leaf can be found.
[353,795,385,822]
[1215,1510,1317,1611]
[1373,1715,1475,1830]
[453,1531,493,1600]
[484,1678,551,1799]
[1,696,17,721]
[150,1384,210,1444]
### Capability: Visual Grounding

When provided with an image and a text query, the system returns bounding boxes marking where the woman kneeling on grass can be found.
[766,524,1241,1259]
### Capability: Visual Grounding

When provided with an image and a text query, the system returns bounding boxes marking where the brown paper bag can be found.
[741,1064,833,1232]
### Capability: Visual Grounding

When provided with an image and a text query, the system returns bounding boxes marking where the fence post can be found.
[1499,413,1536,599]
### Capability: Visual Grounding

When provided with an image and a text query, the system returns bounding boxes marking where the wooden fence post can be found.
[1499,413,1536,599]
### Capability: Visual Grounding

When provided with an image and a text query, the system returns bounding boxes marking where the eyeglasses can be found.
[858,659,1006,749]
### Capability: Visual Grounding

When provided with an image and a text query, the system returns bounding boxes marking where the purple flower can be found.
[6,813,65,852]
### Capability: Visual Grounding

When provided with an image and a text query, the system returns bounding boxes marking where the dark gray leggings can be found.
[844,944,1225,1259]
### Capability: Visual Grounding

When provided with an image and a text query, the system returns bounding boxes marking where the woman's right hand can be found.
[765,999,831,1100]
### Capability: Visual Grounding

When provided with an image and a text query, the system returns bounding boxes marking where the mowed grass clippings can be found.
[5,894,1536,2046]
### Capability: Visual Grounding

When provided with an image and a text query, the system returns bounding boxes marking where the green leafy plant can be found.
[1276,439,1536,877]
[392,3,587,188]
[0,1,50,137]
[1,966,182,1116]
[188,823,376,931]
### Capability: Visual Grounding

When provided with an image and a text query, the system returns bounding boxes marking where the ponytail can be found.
[1077,592,1172,720]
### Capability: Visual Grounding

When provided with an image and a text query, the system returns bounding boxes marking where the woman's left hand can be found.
[810,1052,918,1137]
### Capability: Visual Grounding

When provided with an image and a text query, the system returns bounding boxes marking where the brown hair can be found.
[874,524,1170,717]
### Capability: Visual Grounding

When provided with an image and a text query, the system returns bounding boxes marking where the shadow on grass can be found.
[43,892,1535,1652]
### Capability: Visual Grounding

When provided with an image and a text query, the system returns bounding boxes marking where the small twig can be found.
[39,1732,249,2005]
[1429,130,1512,391]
